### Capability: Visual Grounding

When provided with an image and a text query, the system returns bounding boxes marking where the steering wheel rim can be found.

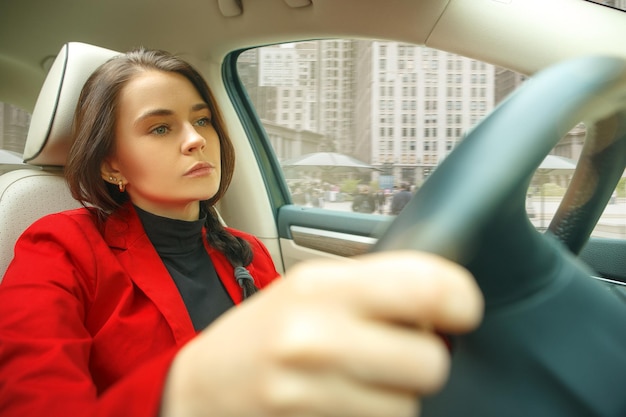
[372,56,626,416]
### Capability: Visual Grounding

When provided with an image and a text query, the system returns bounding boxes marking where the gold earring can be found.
[118,180,126,193]
[109,176,115,181]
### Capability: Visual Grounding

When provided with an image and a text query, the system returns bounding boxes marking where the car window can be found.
[0,103,30,153]
[0,102,30,171]
[235,40,624,240]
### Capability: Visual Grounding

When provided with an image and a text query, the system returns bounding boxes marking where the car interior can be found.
[1,0,626,415]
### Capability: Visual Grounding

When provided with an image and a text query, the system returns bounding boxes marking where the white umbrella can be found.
[281,152,379,173]
[538,154,577,171]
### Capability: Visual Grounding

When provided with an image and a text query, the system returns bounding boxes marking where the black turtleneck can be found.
[134,205,234,331]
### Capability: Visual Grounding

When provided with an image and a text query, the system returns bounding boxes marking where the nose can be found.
[182,123,206,154]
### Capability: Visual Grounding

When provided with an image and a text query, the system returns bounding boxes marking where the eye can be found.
[151,125,170,136]
[194,117,212,128]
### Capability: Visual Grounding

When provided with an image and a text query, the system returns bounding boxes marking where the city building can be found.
[360,42,495,186]
[0,103,30,155]
[242,41,356,157]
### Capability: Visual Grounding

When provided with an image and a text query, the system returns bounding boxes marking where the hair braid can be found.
[203,204,258,299]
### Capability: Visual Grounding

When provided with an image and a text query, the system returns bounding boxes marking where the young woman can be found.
[0,49,483,417]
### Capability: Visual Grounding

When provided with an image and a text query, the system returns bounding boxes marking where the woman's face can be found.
[102,70,221,221]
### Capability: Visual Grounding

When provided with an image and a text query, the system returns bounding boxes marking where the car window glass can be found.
[1,47,623,241]
[0,102,30,170]
[237,41,625,238]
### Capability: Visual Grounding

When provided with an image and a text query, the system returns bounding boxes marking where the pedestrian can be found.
[391,182,413,215]
[376,190,386,213]
[352,184,376,213]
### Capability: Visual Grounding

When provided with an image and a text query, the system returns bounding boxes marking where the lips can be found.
[184,161,214,177]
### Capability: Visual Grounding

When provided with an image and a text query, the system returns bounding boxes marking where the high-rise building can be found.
[0,103,31,154]
[356,42,495,184]
[495,67,527,105]
[246,40,357,157]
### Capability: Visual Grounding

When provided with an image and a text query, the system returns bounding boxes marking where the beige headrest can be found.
[23,42,120,166]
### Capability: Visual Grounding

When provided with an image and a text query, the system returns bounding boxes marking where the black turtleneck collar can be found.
[134,205,206,255]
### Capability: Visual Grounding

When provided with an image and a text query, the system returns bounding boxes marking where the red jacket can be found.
[0,204,280,417]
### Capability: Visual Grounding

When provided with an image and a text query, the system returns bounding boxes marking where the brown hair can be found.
[66,48,257,298]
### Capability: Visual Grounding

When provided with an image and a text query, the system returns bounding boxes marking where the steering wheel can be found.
[372,56,626,416]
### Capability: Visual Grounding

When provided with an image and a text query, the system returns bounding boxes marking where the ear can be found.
[100,158,125,185]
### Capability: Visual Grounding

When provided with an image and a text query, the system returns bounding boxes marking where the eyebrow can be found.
[134,102,210,126]
[192,102,210,112]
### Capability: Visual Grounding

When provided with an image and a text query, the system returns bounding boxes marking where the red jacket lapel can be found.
[102,205,196,343]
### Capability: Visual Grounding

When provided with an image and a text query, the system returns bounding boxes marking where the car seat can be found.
[0,42,120,281]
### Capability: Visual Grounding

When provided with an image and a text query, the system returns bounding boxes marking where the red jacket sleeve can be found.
[0,214,179,417]
[0,211,282,417]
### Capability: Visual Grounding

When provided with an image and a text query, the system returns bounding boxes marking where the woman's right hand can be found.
[161,250,483,417]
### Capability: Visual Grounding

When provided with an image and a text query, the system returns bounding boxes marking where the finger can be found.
[271,309,452,394]
[333,321,451,394]
[259,366,419,417]
[286,250,484,334]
